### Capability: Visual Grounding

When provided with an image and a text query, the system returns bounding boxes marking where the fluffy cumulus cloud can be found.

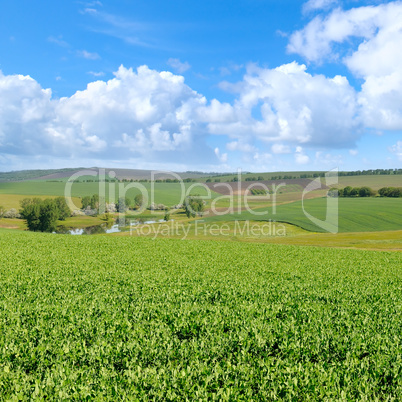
[0,61,371,169]
[0,71,54,155]
[0,66,216,164]
[207,62,360,148]
[288,1,402,131]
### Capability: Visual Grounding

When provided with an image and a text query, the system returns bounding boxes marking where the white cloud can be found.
[196,99,235,123]
[0,71,54,154]
[295,146,310,164]
[0,66,214,165]
[167,58,191,73]
[88,71,105,77]
[288,2,402,132]
[211,62,360,147]
[214,147,228,163]
[349,149,358,156]
[389,141,402,161]
[253,152,272,164]
[0,56,399,171]
[271,143,291,154]
[226,140,257,153]
[302,0,338,14]
[77,50,100,60]
[0,61,359,165]
[288,5,382,63]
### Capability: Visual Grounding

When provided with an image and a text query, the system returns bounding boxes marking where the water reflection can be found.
[56,219,168,235]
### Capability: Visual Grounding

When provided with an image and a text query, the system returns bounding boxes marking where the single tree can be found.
[81,196,91,209]
[343,186,352,197]
[134,194,144,209]
[90,194,100,210]
[184,195,205,218]
[116,197,126,213]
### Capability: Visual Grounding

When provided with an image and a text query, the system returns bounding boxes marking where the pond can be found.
[55,219,167,235]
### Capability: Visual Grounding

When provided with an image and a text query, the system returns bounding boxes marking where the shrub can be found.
[3,208,20,219]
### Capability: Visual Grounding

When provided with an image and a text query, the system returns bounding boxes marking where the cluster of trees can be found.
[245,176,265,181]
[204,169,402,183]
[116,194,145,212]
[20,197,70,232]
[119,178,197,183]
[331,186,402,197]
[250,188,268,195]
[378,187,402,197]
[338,169,402,176]
[205,178,221,183]
[81,194,101,210]
[328,186,376,197]
[184,196,205,218]
[221,173,326,182]
[81,194,145,213]
[78,179,119,183]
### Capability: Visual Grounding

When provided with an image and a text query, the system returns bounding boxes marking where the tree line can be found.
[328,186,402,198]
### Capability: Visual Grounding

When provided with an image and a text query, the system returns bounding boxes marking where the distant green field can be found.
[338,175,402,190]
[0,181,216,208]
[199,171,326,182]
[0,230,401,399]
[205,197,402,233]
[200,171,402,184]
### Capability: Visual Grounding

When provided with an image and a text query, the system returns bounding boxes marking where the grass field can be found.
[118,220,402,251]
[204,197,402,233]
[0,181,215,209]
[338,175,402,190]
[0,230,401,399]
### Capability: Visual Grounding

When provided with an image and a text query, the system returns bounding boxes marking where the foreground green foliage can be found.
[0,230,401,399]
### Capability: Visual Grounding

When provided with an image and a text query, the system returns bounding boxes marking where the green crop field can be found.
[338,175,402,190]
[205,197,402,233]
[0,229,401,399]
[0,181,216,209]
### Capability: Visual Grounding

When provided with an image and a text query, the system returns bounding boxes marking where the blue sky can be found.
[0,0,401,172]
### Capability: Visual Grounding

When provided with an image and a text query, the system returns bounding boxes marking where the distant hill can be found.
[0,168,85,182]
[1,167,400,183]
[0,168,210,182]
